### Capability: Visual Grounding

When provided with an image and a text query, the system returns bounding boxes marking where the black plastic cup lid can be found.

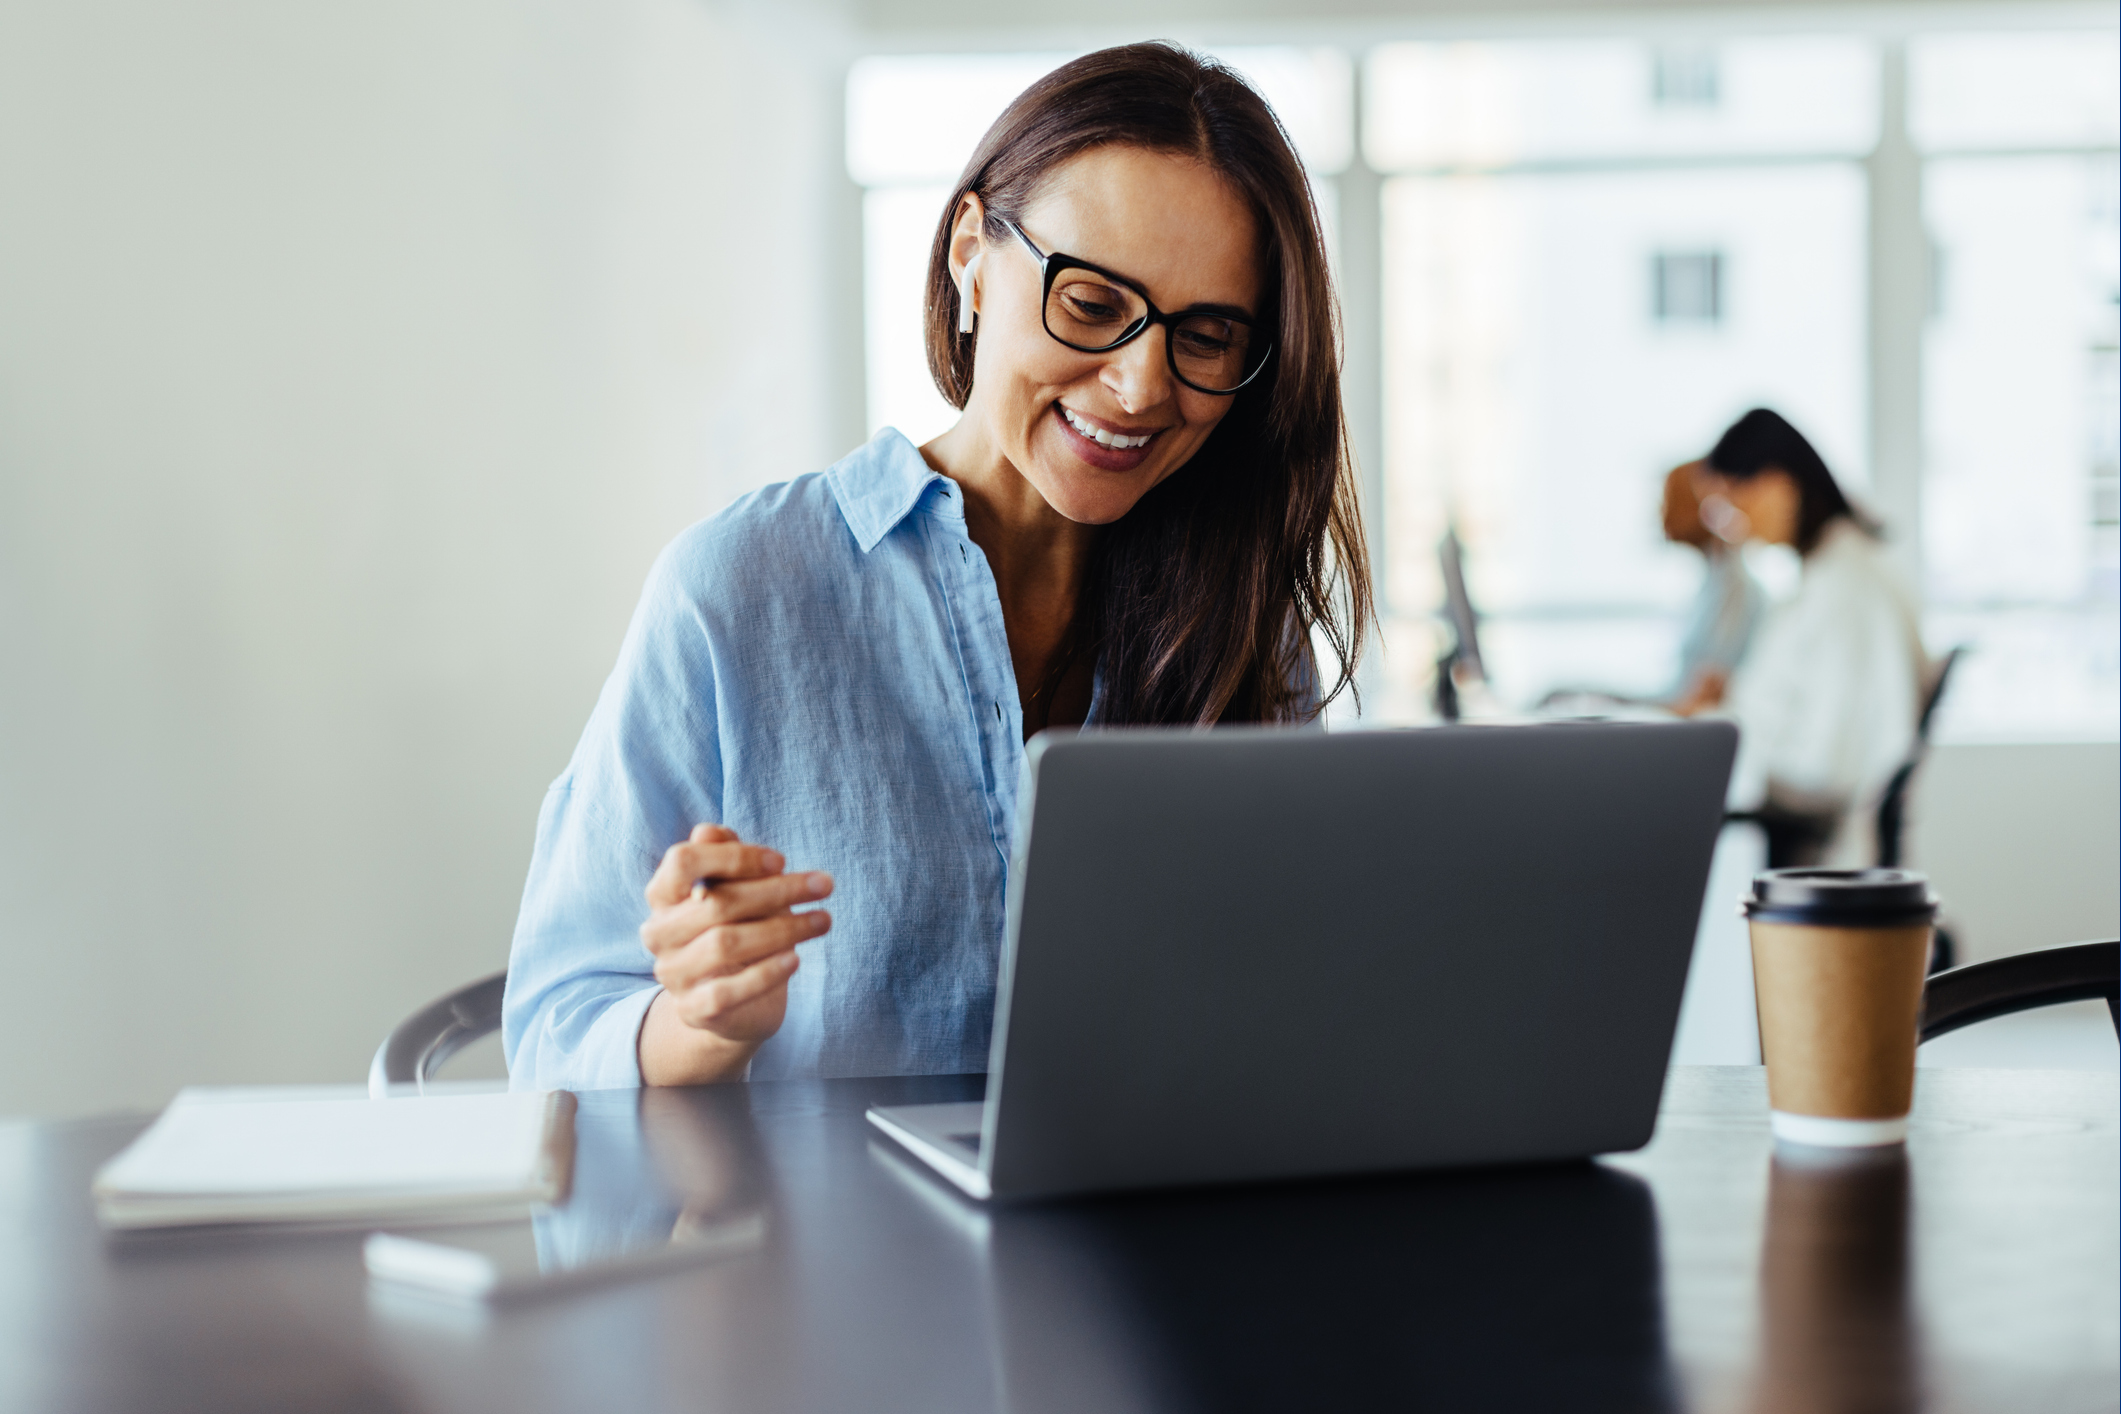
[1744,868,1938,927]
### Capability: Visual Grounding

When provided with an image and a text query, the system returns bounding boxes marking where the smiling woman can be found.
[502,42,1371,1091]
[926,46,1366,728]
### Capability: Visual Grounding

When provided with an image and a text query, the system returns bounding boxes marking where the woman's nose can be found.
[1101,326,1175,414]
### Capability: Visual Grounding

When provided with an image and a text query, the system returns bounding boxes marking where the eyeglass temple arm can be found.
[1001,218,1047,267]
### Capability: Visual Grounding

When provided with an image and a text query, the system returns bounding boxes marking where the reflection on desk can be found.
[529,1088,768,1286]
[1756,1146,1915,1414]
[0,1066,2112,1414]
[365,1088,771,1306]
[871,1142,1676,1414]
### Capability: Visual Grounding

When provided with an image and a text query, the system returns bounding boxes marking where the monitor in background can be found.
[1436,526,1485,721]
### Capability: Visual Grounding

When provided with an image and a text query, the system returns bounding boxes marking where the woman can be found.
[503,43,1370,1090]
[1691,408,1926,866]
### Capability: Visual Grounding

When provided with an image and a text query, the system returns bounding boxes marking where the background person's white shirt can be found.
[1723,518,1928,866]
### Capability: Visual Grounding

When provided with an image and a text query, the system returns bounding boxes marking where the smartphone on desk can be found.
[365,1206,764,1304]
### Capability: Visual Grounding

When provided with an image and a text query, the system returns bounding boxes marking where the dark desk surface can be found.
[1,1066,2113,1414]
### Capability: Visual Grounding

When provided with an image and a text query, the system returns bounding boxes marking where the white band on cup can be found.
[1770,1111,1909,1148]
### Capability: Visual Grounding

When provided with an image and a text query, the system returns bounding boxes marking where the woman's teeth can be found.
[1062,407,1153,450]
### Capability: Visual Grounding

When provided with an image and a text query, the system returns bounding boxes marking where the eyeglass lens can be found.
[1044,268,1261,393]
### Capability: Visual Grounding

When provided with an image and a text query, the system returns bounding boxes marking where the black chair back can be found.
[1875,646,1965,869]
[1919,940,2119,1044]
[1915,645,1965,740]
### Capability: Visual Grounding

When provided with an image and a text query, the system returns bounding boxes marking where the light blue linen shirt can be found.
[1674,544,1768,695]
[506,429,1076,1089]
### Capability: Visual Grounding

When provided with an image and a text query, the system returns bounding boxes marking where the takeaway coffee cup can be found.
[1745,869,1939,1148]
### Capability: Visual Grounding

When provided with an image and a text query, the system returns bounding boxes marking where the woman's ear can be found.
[948,194,988,322]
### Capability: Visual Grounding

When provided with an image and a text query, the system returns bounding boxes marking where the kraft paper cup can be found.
[1745,870,1938,1148]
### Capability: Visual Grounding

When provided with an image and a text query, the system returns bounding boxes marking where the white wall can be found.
[1912,742,2120,963]
[0,0,862,1118]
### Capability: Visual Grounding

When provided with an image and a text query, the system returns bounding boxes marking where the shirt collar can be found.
[826,427,960,553]
[1804,515,1866,568]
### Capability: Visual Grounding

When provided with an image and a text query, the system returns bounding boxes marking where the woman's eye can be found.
[1176,324,1237,357]
[1057,285,1129,323]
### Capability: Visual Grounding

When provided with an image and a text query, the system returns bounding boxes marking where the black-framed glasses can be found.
[1002,220,1273,396]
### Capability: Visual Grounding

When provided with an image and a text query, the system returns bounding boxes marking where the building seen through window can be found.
[1653,252,1724,324]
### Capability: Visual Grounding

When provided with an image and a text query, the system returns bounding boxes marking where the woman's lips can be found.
[1053,404,1155,472]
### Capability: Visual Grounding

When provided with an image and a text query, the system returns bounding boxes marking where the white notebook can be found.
[92,1086,575,1230]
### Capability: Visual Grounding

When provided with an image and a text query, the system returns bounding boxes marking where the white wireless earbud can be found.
[957,253,982,334]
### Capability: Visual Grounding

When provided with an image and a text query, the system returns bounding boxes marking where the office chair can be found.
[1433,527,1483,724]
[368,970,507,1098]
[1878,647,1966,969]
[1723,799,1837,872]
[1919,940,2119,1044]
[1875,646,1966,870]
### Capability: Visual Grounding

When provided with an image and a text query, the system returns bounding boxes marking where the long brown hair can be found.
[923,41,1370,725]
[1707,407,1877,555]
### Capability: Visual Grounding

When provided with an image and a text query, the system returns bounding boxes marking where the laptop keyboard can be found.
[949,1131,984,1154]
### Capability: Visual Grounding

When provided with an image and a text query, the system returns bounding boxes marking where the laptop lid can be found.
[978,720,1737,1200]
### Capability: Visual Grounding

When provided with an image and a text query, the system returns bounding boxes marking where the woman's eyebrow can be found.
[1178,301,1255,321]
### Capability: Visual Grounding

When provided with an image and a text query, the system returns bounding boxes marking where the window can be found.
[1910,30,2120,740]
[1365,38,1877,169]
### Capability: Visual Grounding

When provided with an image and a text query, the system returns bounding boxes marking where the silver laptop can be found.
[868,720,1737,1201]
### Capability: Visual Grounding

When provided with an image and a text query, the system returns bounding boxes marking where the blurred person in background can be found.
[504,43,1371,1092]
[1538,460,1763,714]
[1682,408,1927,866]
[1665,459,1767,714]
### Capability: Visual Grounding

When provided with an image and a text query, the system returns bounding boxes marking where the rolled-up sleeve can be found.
[502,784,664,1091]
[503,540,724,1091]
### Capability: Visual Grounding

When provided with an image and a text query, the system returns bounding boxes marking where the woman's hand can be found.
[636,824,833,1085]
[1671,669,1730,718]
